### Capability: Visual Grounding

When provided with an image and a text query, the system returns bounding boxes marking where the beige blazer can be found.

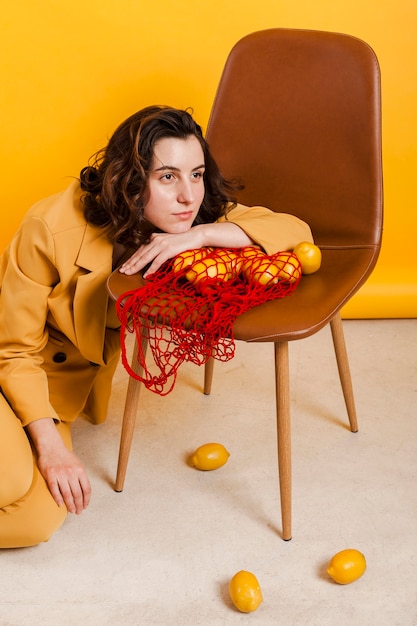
[0,182,120,426]
[0,181,312,428]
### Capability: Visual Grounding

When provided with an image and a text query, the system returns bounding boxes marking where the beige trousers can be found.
[0,394,69,548]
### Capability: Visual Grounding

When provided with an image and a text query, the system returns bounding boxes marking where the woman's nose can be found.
[177,179,195,204]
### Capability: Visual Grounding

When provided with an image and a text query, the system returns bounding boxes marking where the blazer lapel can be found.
[73,224,114,365]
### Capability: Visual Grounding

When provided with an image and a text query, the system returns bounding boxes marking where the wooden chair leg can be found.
[203,356,215,395]
[275,341,292,541]
[114,334,148,492]
[330,313,359,433]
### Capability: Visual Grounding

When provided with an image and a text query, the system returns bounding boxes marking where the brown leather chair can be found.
[107,28,383,540]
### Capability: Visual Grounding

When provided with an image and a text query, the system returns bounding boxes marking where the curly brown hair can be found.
[80,106,241,247]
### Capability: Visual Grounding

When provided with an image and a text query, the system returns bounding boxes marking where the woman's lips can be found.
[174,211,193,221]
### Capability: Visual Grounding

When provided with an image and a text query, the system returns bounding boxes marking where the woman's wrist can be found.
[26,418,62,454]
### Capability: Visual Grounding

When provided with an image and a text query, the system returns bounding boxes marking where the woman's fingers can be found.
[40,451,91,514]
[52,472,91,514]
[119,246,150,275]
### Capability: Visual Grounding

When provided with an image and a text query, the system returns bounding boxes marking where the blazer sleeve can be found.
[217,204,313,255]
[0,216,60,426]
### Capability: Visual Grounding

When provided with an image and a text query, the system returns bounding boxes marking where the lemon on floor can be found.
[327,549,367,584]
[189,442,230,470]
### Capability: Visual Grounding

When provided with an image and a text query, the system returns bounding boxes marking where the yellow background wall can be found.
[1,0,416,317]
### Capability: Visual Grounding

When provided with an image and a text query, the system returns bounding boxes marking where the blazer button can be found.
[53,352,67,363]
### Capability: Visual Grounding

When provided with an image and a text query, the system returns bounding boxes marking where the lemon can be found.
[190,442,230,470]
[229,570,263,613]
[274,251,302,283]
[240,248,266,275]
[247,258,281,285]
[327,549,366,584]
[293,241,322,275]
[172,248,208,273]
[239,245,265,259]
[211,249,242,280]
[185,257,229,284]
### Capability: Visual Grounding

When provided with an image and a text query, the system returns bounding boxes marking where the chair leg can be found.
[203,356,215,395]
[330,313,359,433]
[275,341,292,541]
[114,335,148,492]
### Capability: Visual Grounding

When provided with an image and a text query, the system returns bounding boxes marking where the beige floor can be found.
[1,318,416,625]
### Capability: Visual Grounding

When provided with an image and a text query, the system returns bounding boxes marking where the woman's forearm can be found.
[192,221,254,249]
[120,222,254,276]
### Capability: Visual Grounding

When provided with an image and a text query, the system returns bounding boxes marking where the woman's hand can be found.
[119,222,253,277]
[119,230,205,277]
[26,418,91,514]
[37,443,91,515]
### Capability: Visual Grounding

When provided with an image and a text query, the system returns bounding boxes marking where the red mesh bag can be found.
[116,247,301,395]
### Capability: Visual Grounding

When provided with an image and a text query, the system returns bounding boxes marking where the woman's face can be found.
[144,135,205,233]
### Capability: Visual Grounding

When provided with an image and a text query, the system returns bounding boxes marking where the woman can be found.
[0,106,312,548]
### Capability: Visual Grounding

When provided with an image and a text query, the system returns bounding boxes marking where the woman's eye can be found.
[192,171,204,180]
[161,173,174,181]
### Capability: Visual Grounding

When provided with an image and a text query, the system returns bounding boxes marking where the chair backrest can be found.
[206,29,383,251]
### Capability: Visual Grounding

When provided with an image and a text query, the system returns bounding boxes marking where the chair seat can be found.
[108,246,376,343]
[233,247,376,342]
